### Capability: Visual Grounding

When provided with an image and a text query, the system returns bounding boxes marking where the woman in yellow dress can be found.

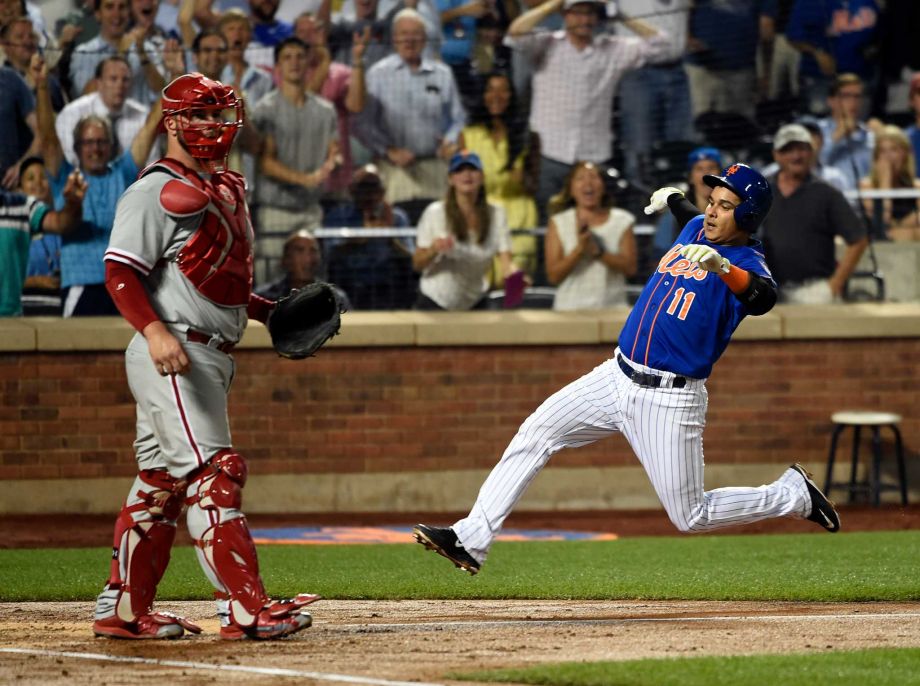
[459,72,540,284]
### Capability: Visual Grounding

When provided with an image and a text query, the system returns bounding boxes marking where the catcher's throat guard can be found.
[161,73,244,174]
[268,281,346,359]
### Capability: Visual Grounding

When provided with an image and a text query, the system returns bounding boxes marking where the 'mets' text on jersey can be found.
[618,216,775,379]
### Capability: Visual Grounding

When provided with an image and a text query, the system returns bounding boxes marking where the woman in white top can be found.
[412,151,516,309]
[545,161,638,311]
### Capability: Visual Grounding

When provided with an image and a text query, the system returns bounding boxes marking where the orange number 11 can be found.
[666,288,695,320]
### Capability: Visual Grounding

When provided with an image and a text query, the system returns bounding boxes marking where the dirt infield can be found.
[1,600,919,685]
[2,509,919,684]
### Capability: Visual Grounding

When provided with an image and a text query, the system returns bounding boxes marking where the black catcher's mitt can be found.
[268,282,346,359]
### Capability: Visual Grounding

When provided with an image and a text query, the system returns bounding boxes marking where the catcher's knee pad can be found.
[100,470,185,622]
[186,450,269,627]
[187,448,248,511]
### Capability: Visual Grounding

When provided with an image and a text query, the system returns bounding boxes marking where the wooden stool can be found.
[824,411,908,506]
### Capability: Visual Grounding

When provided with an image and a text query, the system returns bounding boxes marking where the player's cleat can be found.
[93,611,202,639]
[240,609,313,640]
[413,524,481,575]
[221,594,321,640]
[791,463,841,533]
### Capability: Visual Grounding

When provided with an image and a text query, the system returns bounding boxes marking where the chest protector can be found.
[144,158,253,307]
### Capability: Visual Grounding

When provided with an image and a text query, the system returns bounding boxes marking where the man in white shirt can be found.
[504,0,669,221]
[56,56,149,167]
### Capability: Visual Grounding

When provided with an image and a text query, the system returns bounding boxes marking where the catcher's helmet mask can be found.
[161,73,244,173]
[702,163,773,233]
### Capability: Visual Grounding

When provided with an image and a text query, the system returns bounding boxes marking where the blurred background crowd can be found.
[3,0,920,317]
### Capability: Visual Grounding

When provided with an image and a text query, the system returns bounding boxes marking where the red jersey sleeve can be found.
[105,261,161,333]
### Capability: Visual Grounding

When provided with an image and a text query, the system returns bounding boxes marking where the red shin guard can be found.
[106,470,185,622]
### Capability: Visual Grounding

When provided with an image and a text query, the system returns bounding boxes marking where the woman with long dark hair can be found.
[412,151,517,309]
[459,71,540,281]
[545,161,637,310]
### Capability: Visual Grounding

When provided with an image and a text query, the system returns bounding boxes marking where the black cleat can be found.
[413,524,481,575]
[791,464,841,533]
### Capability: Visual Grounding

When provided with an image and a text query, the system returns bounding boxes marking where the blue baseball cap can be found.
[448,151,483,174]
[687,146,722,171]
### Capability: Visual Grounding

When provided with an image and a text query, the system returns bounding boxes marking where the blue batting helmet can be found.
[703,163,772,232]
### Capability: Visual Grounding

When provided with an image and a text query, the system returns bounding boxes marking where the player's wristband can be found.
[718,264,751,294]
[248,292,274,324]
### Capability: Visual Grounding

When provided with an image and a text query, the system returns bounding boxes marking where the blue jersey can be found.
[618,216,774,379]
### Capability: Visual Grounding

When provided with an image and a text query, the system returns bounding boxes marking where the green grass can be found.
[1,531,918,602]
[449,648,920,686]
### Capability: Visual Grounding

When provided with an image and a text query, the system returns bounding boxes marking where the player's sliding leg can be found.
[93,470,202,639]
[624,378,819,532]
[416,359,624,573]
[185,449,320,639]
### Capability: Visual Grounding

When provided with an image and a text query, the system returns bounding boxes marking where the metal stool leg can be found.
[825,424,845,496]
[871,426,883,507]
[890,424,908,506]
[848,425,862,504]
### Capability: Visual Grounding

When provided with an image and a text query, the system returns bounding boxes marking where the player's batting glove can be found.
[643,187,685,215]
[680,244,731,274]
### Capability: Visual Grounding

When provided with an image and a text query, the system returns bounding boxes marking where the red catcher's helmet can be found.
[161,73,243,173]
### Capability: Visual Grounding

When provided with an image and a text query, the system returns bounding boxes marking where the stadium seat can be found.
[824,411,908,506]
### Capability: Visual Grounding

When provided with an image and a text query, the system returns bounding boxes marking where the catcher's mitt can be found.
[268,282,346,359]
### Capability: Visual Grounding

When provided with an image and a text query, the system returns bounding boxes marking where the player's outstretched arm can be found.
[679,244,777,315]
[644,187,700,229]
[248,292,274,324]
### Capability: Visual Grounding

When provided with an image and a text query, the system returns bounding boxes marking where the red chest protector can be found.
[143,158,253,307]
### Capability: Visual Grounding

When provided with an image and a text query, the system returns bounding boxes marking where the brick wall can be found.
[1,338,917,482]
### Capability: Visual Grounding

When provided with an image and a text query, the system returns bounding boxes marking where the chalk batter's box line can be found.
[251,525,619,545]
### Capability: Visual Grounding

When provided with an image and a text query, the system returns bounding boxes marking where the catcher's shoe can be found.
[413,524,481,575]
[222,594,321,640]
[791,463,841,533]
[93,611,202,640]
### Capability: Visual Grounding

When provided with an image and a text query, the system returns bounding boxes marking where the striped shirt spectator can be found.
[0,191,48,316]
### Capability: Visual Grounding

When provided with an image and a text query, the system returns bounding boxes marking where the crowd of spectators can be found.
[2,0,920,317]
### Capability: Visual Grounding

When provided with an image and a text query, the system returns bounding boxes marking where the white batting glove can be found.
[680,244,731,274]
[643,187,685,215]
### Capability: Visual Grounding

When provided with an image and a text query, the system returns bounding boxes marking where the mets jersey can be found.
[618,215,775,379]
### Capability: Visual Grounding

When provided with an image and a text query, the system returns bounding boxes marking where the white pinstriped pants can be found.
[453,349,811,564]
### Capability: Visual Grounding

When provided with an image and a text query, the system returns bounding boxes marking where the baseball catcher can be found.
[94,73,323,640]
[268,281,347,359]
